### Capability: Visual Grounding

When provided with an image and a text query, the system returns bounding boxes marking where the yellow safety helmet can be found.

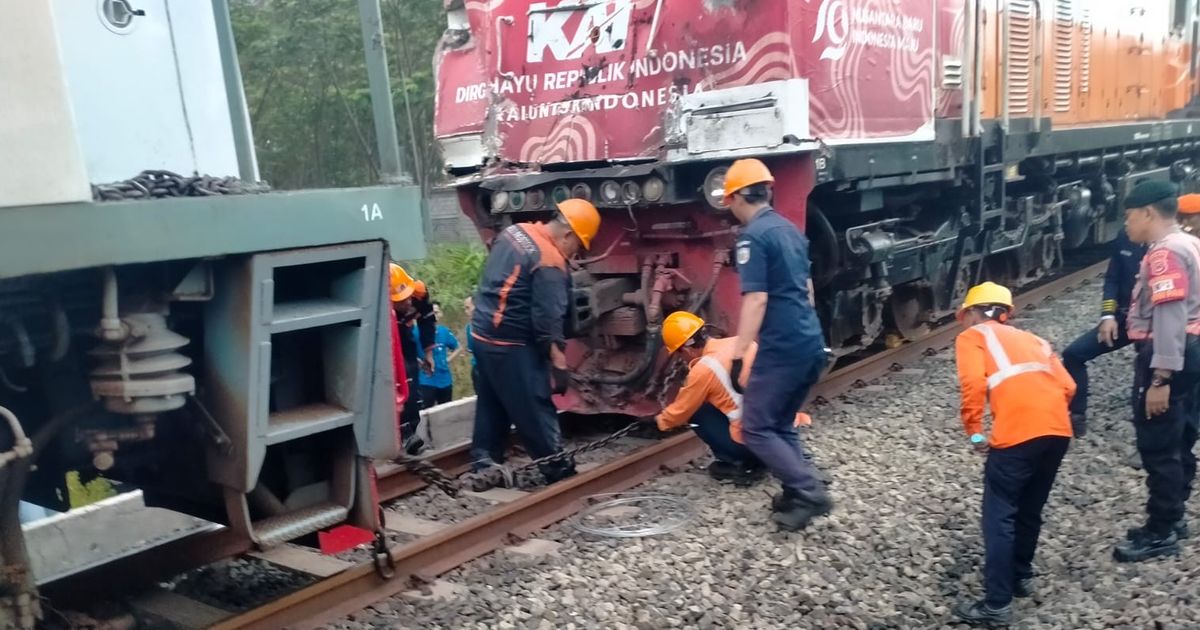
[662,311,705,353]
[557,198,601,250]
[957,281,1013,319]
[389,263,416,303]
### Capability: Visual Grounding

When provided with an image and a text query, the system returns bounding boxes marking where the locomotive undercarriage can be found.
[467,127,1200,413]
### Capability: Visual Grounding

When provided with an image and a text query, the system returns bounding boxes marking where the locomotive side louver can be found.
[1053,0,1074,113]
[1006,0,1036,117]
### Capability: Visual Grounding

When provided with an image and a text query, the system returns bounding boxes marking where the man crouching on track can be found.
[1114,180,1200,562]
[468,199,601,485]
[952,281,1075,626]
[723,158,832,531]
[650,311,813,486]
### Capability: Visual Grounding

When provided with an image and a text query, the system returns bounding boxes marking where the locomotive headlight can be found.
[621,181,641,205]
[642,176,665,203]
[551,184,571,205]
[571,182,593,201]
[508,190,526,211]
[703,167,729,209]
[599,180,622,204]
[490,191,509,213]
[527,189,546,210]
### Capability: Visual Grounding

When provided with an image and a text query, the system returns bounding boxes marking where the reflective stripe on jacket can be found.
[954,320,1075,449]
[656,338,807,444]
[470,222,570,348]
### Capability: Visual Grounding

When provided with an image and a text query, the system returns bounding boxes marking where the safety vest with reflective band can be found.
[655,338,808,445]
[954,321,1075,449]
[972,323,1054,390]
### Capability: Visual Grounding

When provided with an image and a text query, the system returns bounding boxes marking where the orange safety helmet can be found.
[722,158,775,205]
[1179,193,1200,215]
[556,198,601,250]
[389,263,416,302]
[662,311,705,353]
[412,280,428,300]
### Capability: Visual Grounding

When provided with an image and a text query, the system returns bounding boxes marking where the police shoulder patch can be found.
[736,244,751,265]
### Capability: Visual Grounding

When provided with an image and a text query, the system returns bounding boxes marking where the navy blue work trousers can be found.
[1131,342,1200,534]
[689,403,762,466]
[982,436,1070,608]
[740,346,827,494]
[1061,317,1131,417]
[470,342,575,482]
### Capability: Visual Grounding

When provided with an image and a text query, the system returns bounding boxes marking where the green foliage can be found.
[231,0,446,191]
[65,471,116,509]
[404,243,486,397]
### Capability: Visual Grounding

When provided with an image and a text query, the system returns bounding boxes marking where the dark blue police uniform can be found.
[1061,231,1146,422]
[735,207,828,495]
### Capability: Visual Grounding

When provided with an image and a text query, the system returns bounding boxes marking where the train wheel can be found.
[889,285,932,341]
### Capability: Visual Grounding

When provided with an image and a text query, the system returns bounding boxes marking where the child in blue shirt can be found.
[414,302,461,408]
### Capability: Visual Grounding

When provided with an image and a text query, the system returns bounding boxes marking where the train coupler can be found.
[371,529,395,580]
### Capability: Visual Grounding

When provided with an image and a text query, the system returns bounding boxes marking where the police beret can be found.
[1179,193,1200,215]
[1124,180,1179,209]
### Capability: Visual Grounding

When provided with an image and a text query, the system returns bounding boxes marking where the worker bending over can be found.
[1060,222,1145,436]
[952,282,1075,626]
[1115,180,1200,562]
[390,263,436,454]
[468,199,601,484]
[653,311,813,486]
[724,158,832,531]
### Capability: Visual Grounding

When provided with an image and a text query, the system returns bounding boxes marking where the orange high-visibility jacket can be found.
[656,337,809,444]
[954,320,1075,448]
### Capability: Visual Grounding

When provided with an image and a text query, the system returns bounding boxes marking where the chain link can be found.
[92,170,270,202]
[392,452,462,497]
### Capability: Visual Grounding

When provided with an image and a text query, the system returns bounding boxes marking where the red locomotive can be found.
[433,0,1200,416]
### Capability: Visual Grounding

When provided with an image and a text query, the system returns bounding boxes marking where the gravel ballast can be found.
[327,278,1200,630]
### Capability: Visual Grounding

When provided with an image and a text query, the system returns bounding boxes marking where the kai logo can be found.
[812,0,850,61]
[527,0,632,63]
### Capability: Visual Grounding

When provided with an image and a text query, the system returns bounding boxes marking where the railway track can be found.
[171,260,1105,630]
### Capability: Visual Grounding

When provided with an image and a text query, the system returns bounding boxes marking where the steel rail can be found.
[213,261,1107,630]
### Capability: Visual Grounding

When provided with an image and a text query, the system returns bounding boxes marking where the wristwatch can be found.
[1151,374,1172,388]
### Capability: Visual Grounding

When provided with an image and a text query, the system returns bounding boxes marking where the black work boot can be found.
[1125,520,1189,542]
[707,461,766,487]
[1113,530,1180,563]
[403,435,426,456]
[771,487,833,532]
[1070,413,1087,438]
[953,600,1012,626]
[1012,577,1034,599]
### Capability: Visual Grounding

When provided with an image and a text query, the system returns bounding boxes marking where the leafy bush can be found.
[403,243,486,397]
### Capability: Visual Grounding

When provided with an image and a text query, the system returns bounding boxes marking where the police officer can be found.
[951,282,1076,626]
[724,158,832,531]
[390,263,436,455]
[469,199,601,484]
[1061,226,1145,436]
[1115,180,1200,562]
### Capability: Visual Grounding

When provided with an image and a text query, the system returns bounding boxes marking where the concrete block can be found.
[130,589,228,629]
[504,538,562,558]
[402,580,466,602]
[420,396,477,450]
[384,513,447,537]
[464,487,530,503]
[248,543,352,577]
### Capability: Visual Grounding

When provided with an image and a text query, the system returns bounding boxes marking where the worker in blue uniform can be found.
[469,199,601,484]
[723,158,834,531]
[1061,230,1146,436]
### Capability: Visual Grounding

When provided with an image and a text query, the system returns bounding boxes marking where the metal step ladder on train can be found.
[203,242,388,547]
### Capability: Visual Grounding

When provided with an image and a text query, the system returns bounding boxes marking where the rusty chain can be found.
[91,170,270,201]
[391,451,462,497]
